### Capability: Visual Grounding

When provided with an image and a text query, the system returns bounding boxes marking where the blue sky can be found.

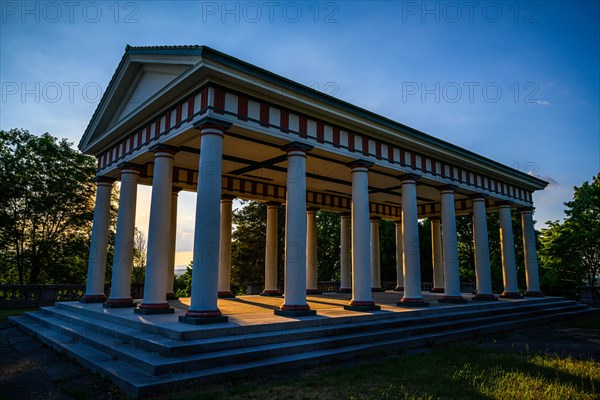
[1,1,599,267]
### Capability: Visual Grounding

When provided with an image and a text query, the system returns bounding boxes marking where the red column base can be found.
[439,295,467,304]
[166,292,179,300]
[79,294,106,303]
[524,291,545,297]
[344,300,381,311]
[429,287,445,293]
[275,304,316,317]
[337,287,352,293]
[260,289,282,296]
[397,298,429,307]
[103,298,135,308]
[217,291,236,299]
[393,286,404,292]
[500,291,523,299]
[179,309,228,324]
[472,293,498,301]
[371,287,385,292]
[135,302,174,314]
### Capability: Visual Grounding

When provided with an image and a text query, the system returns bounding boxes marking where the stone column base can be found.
[439,296,468,304]
[217,291,236,299]
[371,287,385,292]
[393,286,403,292]
[500,292,523,299]
[134,306,174,315]
[472,294,498,301]
[524,291,545,297]
[79,294,106,303]
[397,298,429,307]
[429,288,445,293]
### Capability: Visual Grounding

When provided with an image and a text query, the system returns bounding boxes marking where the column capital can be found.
[438,184,458,192]
[150,143,179,155]
[221,194,236,201]
[496,201,513,207]
[93,176,116,185]
[282,141,313,154]
[347,159,374,170]
[193,116,233,133]
[172,186,183,194]
[397,173,421,182]
[429,216,441,221]
[266,201,281,208]
[307,207,319,213]
[520,206,535,213]
[117,162,141,174]
[469,193,489,200]
[369,216,381,222]
[339,212,351,217]
[394,219,402,225]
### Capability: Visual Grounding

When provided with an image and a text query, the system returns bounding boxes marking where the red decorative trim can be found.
[259,103,270,127]
[238,95,249,121]
[187,96,195,119]
[362,137,369,155]
[81,294,106,302]
[200,87,209,110]
[316,121,324,143]
[175,104,183,125]
[279,109,289,133]
[375,142,382,159]
[348,131,355,152]
[400,297,426,303]
[400,149,406,166]
[410,152,416,168]
[387,144,394,162]
[154,120,160,139]
[349,300,376,307]
[332,126,340,147]
[299,115,307,138]
[105,297,133,304]
[213,87,225,114]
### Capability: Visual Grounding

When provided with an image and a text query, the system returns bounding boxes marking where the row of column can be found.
[82,118,543,324]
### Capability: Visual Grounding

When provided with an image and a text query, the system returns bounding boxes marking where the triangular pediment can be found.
[80,45,204,153]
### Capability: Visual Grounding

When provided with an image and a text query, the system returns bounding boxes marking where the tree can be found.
[540,174,600,294]
[316,210,341,281]
[0,129,98,284]
[131,227,147,284]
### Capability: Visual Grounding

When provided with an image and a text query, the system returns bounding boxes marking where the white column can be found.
[394,220,404,291]
[261,202,281,296]
[345,161,379,311]
[137,146,176,314]
[276,142,315,316]
[218,195,235,298]
[166,187,181,300]
[399,174,427,306]
[430,217,444,293]
[81,178,114,303]
[181,119,231,323]
[370,217,384,291]
[306,208,321,294]
[498,203,521,298]
[522,208,544,297]
[439,186,466,303]
[338,213,352,293]
[472,196,496,301]
[105,166,139,307]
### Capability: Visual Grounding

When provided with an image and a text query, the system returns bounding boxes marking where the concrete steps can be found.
[9,297,597,398]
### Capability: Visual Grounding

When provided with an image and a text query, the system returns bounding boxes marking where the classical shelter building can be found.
[79,45,547,323]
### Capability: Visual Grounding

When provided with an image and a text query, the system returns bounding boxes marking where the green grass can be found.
[165,346,598,400]
[0,307,38,320]
[561,315,600,330]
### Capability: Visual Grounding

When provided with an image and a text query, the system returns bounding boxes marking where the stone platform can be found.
[9,292,597,398]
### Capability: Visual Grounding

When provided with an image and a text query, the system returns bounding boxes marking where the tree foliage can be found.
[540,174,600,294]
[0,129,98,284]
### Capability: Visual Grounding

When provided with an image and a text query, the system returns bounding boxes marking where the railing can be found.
[0,284,145,308]
[245,281,477,295]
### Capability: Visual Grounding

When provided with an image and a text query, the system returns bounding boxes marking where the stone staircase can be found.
[9,297,597,398]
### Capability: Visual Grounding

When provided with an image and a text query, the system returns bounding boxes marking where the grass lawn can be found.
[168,345,599,400]
[562,315,600,330]
[0,307,38,320]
